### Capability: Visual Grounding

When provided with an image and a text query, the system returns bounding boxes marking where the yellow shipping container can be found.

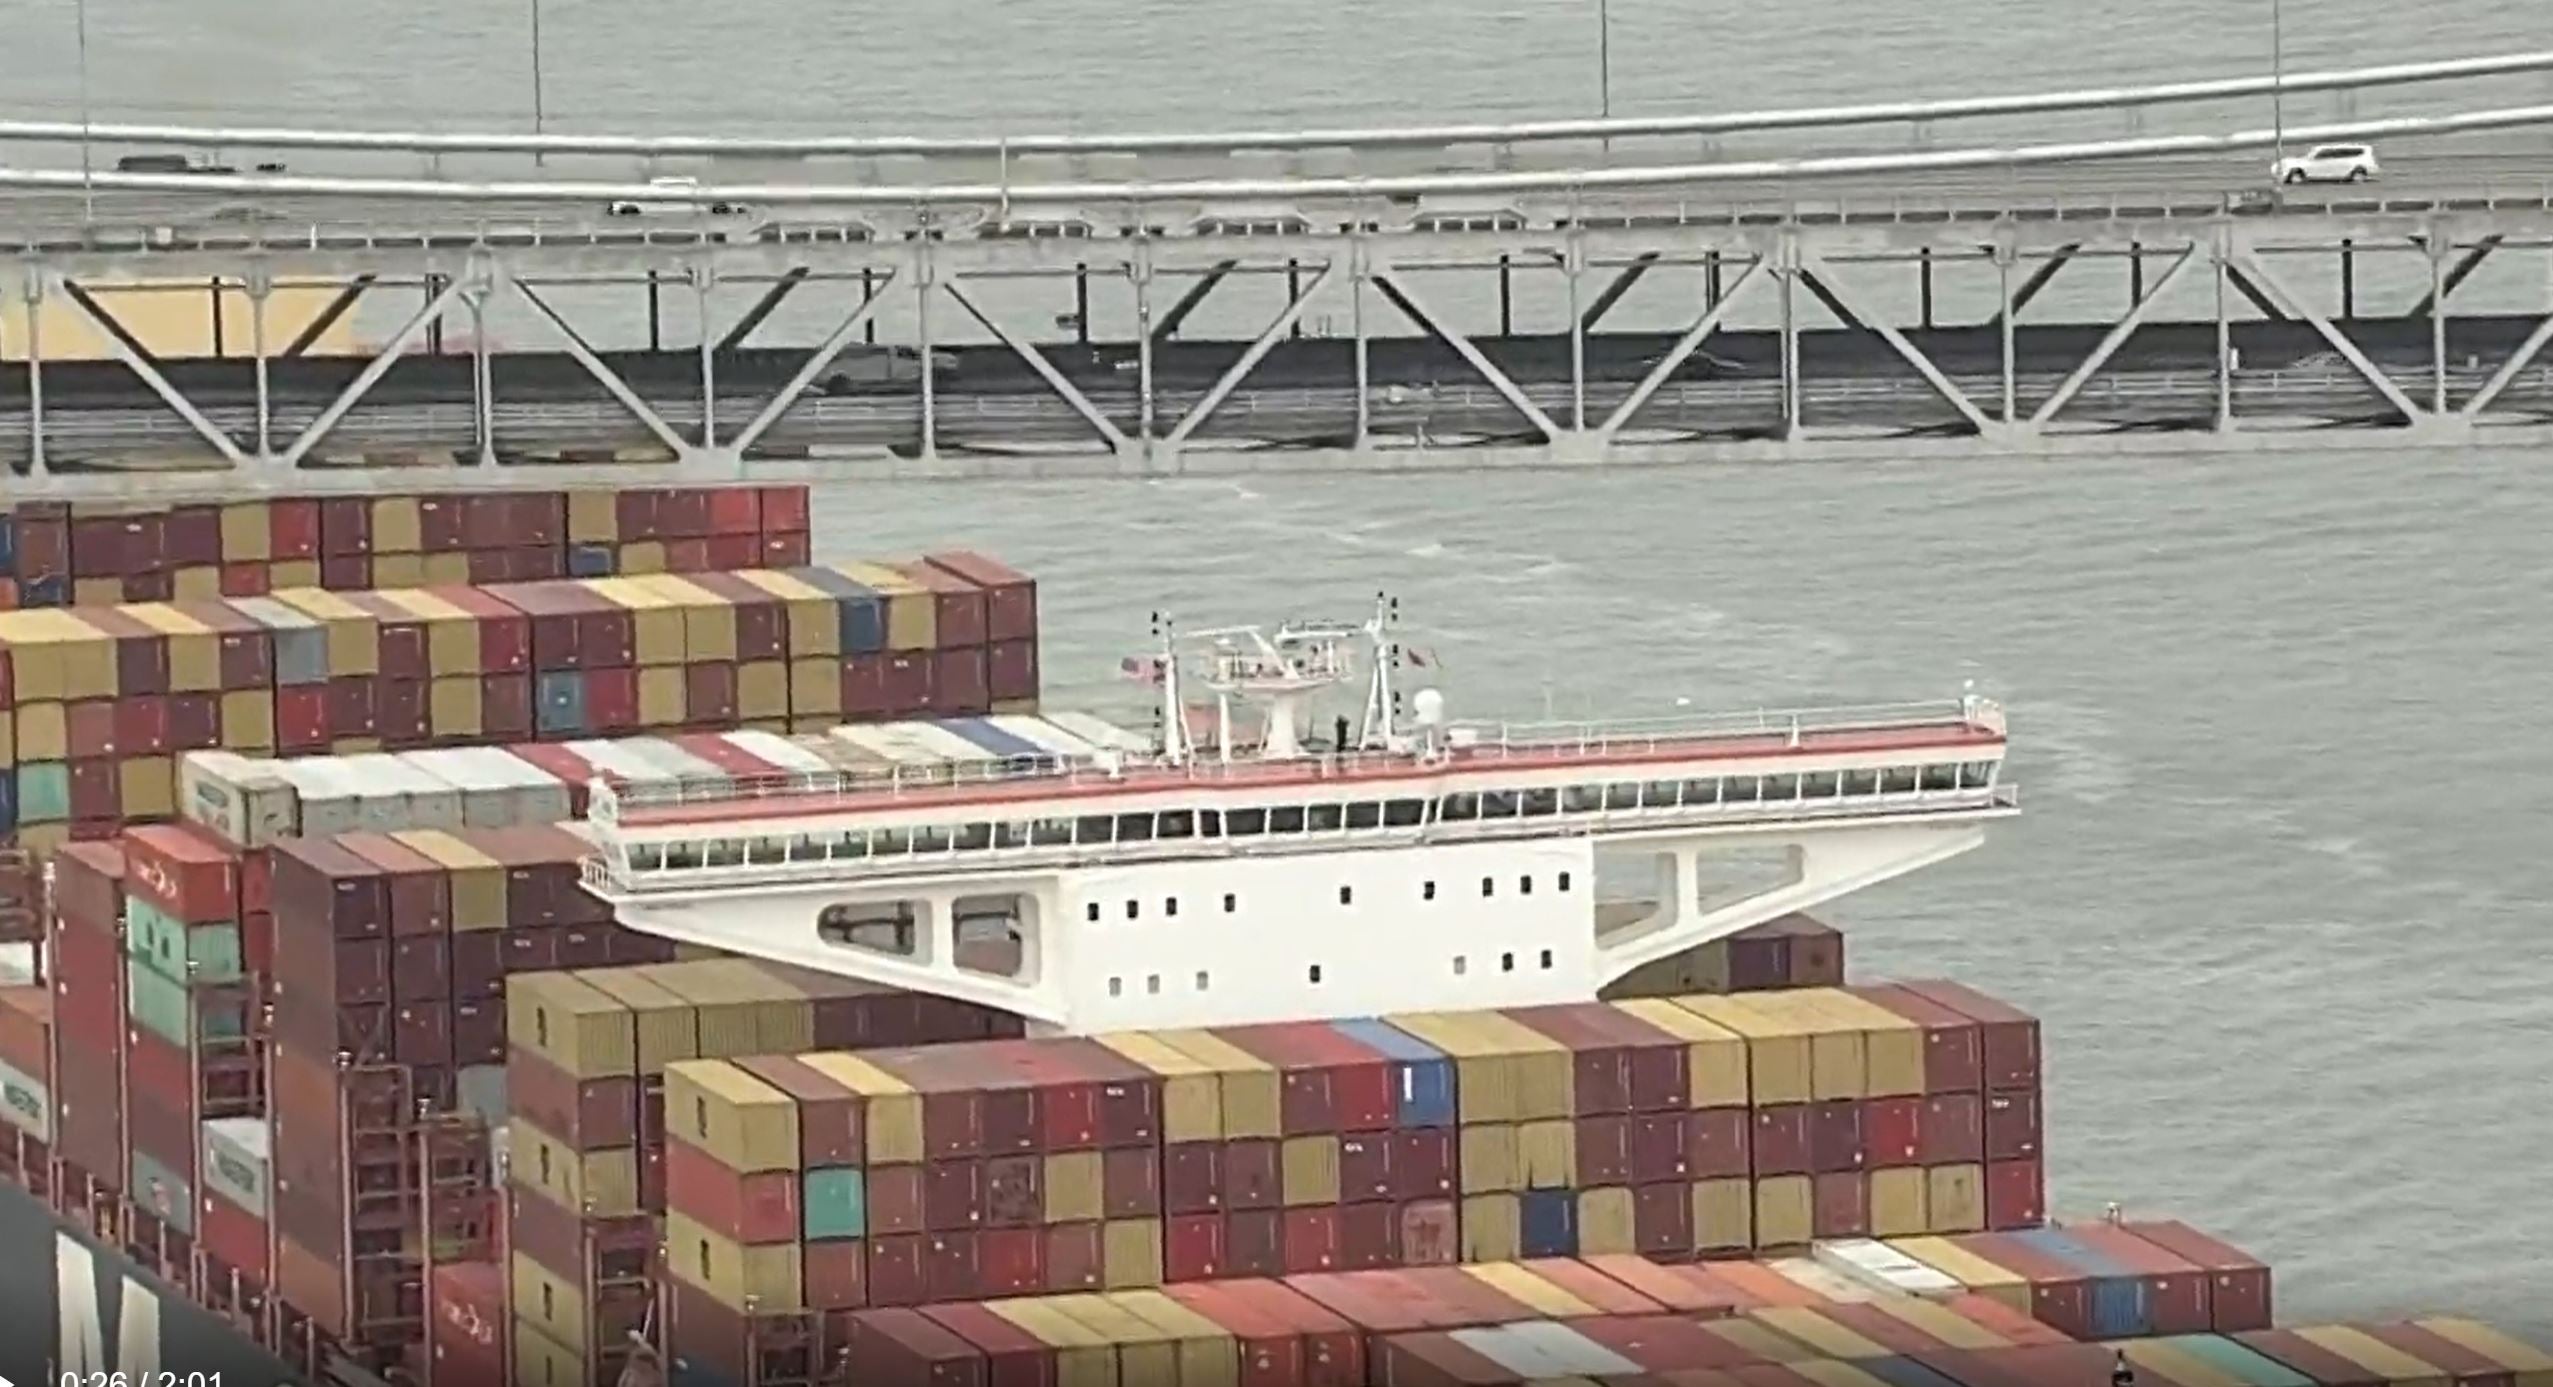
[428,676,484,739]
[1742,990,1865,1101]
[508,1116,639,1216]
[371,553,425,589]
[122,604,221,691]
[1810,989,1929,1098]
[506,973,635,1079]
[120,757,175,818]
[983,1300,1116,1387]
[640,574,738,663]
[1754,1307,1892,1359]
[394,828,508,929]
[378,589,483,675]
[1043,1151,1104,1224]
[269,559,320,589]
[2293,1326,2453,1384]
[637,959,772,1058]
[835,561,937,651]
[1100,1218,1163,1290]
[1046,1294,1177,1384]
[2121,1342,2249,1387]
[422,552,472,585]
[219,503,272,562]
[1516,1118,1577,1189]
[561,491,615,544]
[1466,1262,1600,1318]
[1694,1177,1753,1252]
[739,661,790,721]
[1708,1317,1820,1363]
[1279,1135,1339,1207]
[1097,1032,1223,1143]
[1891,1233,2030,1310]
[618,541,667,575]
[1755,1174,1815,1248]
[663,1059,802,1173]
[510,1250,593,1350]
[1609,996,1751,1108]
[578,968,702,1075]
[1676,995,1812,1105]
[665,1209,802,1313]
[2414,1320,2553,1383]
[0,712,13,768]
[371,495,425,553]
[637,666,688,728]
[16,704,64,762]
[172,568,223,601]
[788,658,842,718]
[512,1316,596,1387]
[1458,1123,1520,1195]
[1387,1010,1576,1125]
[796,1052,923,1165]
[0,611,119,701]
[1925,1165,1985,1232]
[220,689,275,749]
[584,578,685,665]
[1153,1030,1278,1140]
[1576,1186,1637,1255]
[1869,1166,1931,1237]
[1107,1291,1242,1387]
[1459,1193,1521,1263]
[1864,1294,2011,1349]
[271,587,381,676]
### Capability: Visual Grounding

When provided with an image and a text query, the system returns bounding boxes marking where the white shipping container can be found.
[829,722,954,772]
[1044,711,1151,753]
[1813,1237,1966,1298]
[277,759,363,838]
[0,1057,51,1143]
[1768,1254,1883,1303]
[1449,1323,1638,1379]
[901,719,997,764]
[201,1115,271,1217]
[341,753,465,834]
[407,747,571,829]
[618,738,729,791]
[988,714,1097,759]
[722,730,831,775]
[566,738,679,794]
[178,750,300,850]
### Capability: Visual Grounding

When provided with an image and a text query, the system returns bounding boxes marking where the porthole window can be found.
[1423,881,1438,901]
[1339,885,1354,905]
[1223,893,1237,913]
[1501,953,1516,973]
[1124,900,1139,920]
[1309,965,1324,984]
[1086,902,1100,922]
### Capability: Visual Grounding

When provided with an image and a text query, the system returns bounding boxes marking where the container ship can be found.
[0,489,2542,1387]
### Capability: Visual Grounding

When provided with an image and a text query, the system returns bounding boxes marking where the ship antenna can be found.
[1155,612,1190,765]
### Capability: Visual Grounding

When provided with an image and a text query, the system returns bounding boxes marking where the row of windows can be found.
[1084,871,1577,923]
[1455,949,1558,975]
[624,761,1999,873]
[1108,970,1215,997]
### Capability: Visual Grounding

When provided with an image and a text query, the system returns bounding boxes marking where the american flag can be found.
[1119,655,1164,685]
[1405,646,1437,669]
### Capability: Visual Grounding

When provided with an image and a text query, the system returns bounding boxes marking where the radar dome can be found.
[1411,687,1446,727]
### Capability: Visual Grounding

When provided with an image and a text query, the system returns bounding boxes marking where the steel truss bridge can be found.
[6,57,2553,498]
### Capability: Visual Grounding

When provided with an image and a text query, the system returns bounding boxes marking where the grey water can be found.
[7,0,2553,1334]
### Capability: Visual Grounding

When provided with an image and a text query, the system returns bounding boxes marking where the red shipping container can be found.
[67,759,120,820]
[1282,1207,1340,1273]
[198,1188,272,1283]
[803,1236,868,1310]
[274,685,330,751]
[966,1227,1036,1299]
[1044,1222,1103,1292]
[1900,979,2041,1092]
[926,552,1038,645]
[1225,1210,1282,1278]
[319,554,371,590]
[1812,1171,1870,1239]
[1923,1092,1984,1166]
[1681,1108,1745,1180]
[1165,1142,1221,1215]
[1632,1182,1693,1257]
[1573,1115,1631,1186]
[269,499,320,559]
[926,1159,984,1231]
[1223,1139,1281,1210]
[1985,1157,2045,1230]
[1751,1104,1812,1177]
[1811,1098,1867,1173]
[925,1231,981,1302]
[925,1301,1058,1387]
[377,678,429,746]
[1218,1022,1393,1135]
[394,1001,453,1068]
[704,487,762,537]
[761,532,812,568]
[2121,1220,2273,1331]
[844,1308,988,1387]
[895,561,989,649]
[112,695,171,754]
[932,647,991,716]
[1337,1201,1398,1271]
[122,820,243,924]
[327,674,379,739]
[883,652,936,717]
[585,667,640,734]
[1967,1232,2092,1336]
[218,563,271,598]
[480,673,534,739]
[731,1055,864,1168]
[684,662,739,727]
[2060,1223,2213,1336]
[1399,1199,1459,1267]
[166,506,221,565]
[1984,1090,2041,1161]
[169,691,220,749]
[1854,984,1987,1094]
[1865,1096,1924,1168]
[428,1262,508,1387]
[1102,1147,1159,1219]
[1166,1214,1224,1281]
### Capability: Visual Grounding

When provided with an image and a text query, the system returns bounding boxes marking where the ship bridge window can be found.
[1841,769,1879,797]
[1384,798,1426,828]
[704,840,747,869]
[1563,785,1603,813]
[1227,808,1266,836]
[1882,766,1919,794]
[663,842,702,870]
[1920,764,1958,792]
[1642,781,1681,808]
[875,827,912,855]
[631,844,666,871]
[1308,804,1344,832]
[1960,760,1997,788]
[1521,788,1560,817]
[1683,778,1721,806]
[1605,782,1640,810]
[1157,811,1196,840]
[953,822,994,851]
[1115,814,1156,843]
[1438,793,1480,822]
[1075,816,1114,845]
[1270,805,1307,833]
[995,822,1031,849]
[1033,818,1075,845]
[1346,801,1382,830]
[1762,774,1800,800]
[912,825,952,853]
[1802,772,1840,798]
[1481,791,1519,818]
[1558,871,1573,892]
[1198,810,1224,837]
[1723,776,1761,804]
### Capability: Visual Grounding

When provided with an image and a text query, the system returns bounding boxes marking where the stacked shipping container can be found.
[0,552,1041,852]
[656,981,2050,1361]
[1602,912,1847,999]
[0,486,813,607]
[507,960,1033,1387]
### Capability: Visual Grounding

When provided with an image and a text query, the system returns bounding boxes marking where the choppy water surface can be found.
[7,0,2552,1329]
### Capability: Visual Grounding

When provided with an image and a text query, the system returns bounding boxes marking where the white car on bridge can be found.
[2272,144,2380,185]
[606,175,749,218]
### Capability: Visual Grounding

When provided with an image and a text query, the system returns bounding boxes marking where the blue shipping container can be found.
[2013,1227,2151,1338]
[0,775,15,832]
[940,716,1048,761]
[537,671,588,737]
[15,765,69,825]
[801,1167,866,1241]
[0,516,15,571]
[567,543,617,578]
[1519,1189,1579,1258]
[1331,1017,1457,1129]
[20,575,67,607]
[1853,1357,1975,1387]
[791,568,886,655]
[2159,1336,2316,1387]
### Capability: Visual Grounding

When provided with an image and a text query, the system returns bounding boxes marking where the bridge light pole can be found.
[75,0,94,222]
[530,0,548,153]
[1597,0,1613,121]
[2271,0,2286,164]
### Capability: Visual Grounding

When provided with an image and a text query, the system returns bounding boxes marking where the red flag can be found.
[1119,656,1163,685]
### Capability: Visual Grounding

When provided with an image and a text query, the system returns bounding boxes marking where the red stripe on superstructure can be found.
[614,721,2003,830]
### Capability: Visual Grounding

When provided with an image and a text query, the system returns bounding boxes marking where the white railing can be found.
[580,778,2022,896]
[0,50,2543,161]
[586,694,2000,829]
[5,105,2553,210]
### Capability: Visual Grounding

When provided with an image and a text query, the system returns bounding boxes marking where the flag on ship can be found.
[1405,646,1436,668]
[1120,655,1165,684]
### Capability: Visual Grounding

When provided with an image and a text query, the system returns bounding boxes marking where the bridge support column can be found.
[1778,239,1802,438]
[18,268,44,476]
[466,285,496,467]
[1351,242,1371,450]
[1995,244,2018,425]
[1567,237,1588,433]
[245,269,273,463]
[916,244,939,462]
[2427,235,2450,415]
[2215,239,2235,432]
[2226,244,2424,424]
[943,274,1128,455]
[1132,250,1158,458]
[694,265,719,450]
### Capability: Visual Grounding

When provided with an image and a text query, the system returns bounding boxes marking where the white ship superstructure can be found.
[577,599,2017,1033]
